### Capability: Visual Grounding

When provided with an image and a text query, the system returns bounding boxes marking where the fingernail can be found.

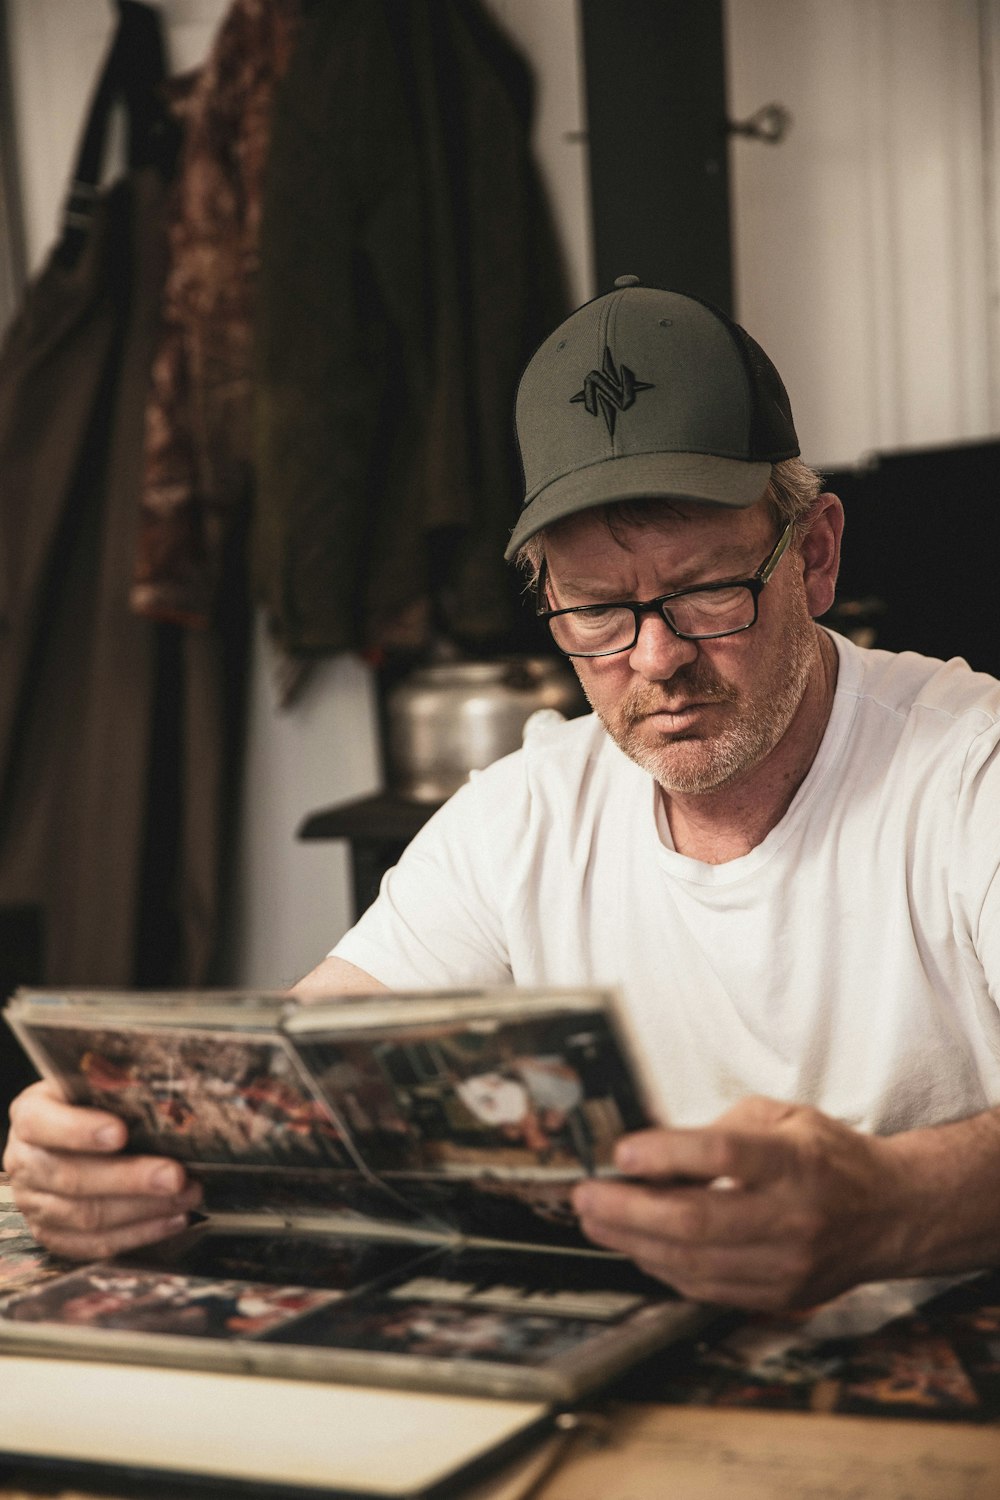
[151,1164,181,1193]
[94,1124,121,1148]
[615,1141,638,1172]
[162,1214,189,1235]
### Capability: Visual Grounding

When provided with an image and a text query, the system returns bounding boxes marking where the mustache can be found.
[617,665,738,729]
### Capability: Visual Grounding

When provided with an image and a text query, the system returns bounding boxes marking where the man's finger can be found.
[577,1210,794,1281]
[630,1256,815,1312]
[8,1079,127,1155]
[5,1140,193,1201]
[574,1176,803,1250]
[575,1208,814,1304]
[16,1180,201,1237]
[613,1124,791,1187]
[14,1201,197,1264]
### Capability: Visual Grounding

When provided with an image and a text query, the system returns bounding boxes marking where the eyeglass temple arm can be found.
[759,520,794,584]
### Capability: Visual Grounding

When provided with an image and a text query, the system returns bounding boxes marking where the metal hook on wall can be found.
[727,102,792,143]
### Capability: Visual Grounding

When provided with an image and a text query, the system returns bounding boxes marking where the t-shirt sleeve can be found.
[955,721,1000,1007]
[979,866,1000,1008]
[329,771,515,989]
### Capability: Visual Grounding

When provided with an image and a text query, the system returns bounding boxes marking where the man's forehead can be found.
[543,496,770,560]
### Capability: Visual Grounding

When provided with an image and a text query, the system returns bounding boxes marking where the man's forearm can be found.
[290,955,387,1002]
[879,1104,1000,1277]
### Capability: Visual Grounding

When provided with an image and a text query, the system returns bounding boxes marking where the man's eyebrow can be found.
[551,544,759,601]
[550,576,633,601]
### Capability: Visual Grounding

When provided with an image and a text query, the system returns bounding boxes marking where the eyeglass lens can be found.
[548,584,757,655]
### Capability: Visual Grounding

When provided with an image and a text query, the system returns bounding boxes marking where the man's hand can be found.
[3,1080,202,1260]
[572,1096,908,1311]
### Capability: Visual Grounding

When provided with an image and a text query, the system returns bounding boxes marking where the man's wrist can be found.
[873,1111,1000,1278]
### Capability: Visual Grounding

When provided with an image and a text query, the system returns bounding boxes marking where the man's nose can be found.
[626,611,699,680]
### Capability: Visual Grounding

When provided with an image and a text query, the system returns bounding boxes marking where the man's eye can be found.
[568,606,631,635]
[575,605,619,621]
[683,587,744,613]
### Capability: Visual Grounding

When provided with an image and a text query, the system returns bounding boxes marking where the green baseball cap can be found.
[504,277,799,560]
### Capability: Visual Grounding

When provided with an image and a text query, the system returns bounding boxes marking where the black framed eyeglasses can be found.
[536,521,794,658]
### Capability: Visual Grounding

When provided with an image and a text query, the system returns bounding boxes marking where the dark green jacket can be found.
[252,0,567,655]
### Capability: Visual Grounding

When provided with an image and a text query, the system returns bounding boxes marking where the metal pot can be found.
[385,656,585,803]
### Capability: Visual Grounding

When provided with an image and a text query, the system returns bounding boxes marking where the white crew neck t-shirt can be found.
[334,632,1000,1134]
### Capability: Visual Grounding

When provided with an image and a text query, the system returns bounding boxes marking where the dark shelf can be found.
[298,793,445,920]
[298,792,442,845]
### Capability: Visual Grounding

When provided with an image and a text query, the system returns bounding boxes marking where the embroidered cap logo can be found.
[570,346,654,438]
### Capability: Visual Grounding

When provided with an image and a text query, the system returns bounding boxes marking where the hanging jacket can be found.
[251,0,568,657]
[131,0,302,627]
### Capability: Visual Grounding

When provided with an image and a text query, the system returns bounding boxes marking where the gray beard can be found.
[587,617,817,795]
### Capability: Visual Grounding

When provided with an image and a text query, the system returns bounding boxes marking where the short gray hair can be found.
[512,456,824,590]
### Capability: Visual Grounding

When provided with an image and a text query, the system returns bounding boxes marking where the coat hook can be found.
[727,102,792,143]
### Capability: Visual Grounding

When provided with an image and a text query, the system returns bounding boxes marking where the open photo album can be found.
[0,986,710,1404]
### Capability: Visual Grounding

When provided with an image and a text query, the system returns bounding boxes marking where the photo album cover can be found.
[0,986,711,1405]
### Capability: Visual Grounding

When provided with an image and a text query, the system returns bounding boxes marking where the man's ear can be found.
[799,492,844,619]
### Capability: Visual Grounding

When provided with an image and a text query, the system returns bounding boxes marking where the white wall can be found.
[5,0,229,267]
[725,0,1000,470]
[226,627,382,988]
[483,0,594,310]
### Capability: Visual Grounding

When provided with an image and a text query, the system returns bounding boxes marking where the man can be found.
[7,279,1000,1311]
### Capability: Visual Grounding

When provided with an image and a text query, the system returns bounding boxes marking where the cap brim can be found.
[504,452,772,560]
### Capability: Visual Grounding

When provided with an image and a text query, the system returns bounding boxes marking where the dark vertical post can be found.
[0,905,45,1145]
[580,0,733,313]
[0,0,28,326]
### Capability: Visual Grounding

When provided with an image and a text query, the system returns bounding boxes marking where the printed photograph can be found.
[281,1291,612,1367]
[179,1163,403,1218]
[837,1328,981,1414]
[19,1021,354,1168]
[0,1211,70,1294]
[379,1171,600,1250]
[128,1226,431,1292]
[941,1304,1000,1412]
[2,1264,341,1340]
[297,1009,646,1178]
[387,1242,671,1323]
